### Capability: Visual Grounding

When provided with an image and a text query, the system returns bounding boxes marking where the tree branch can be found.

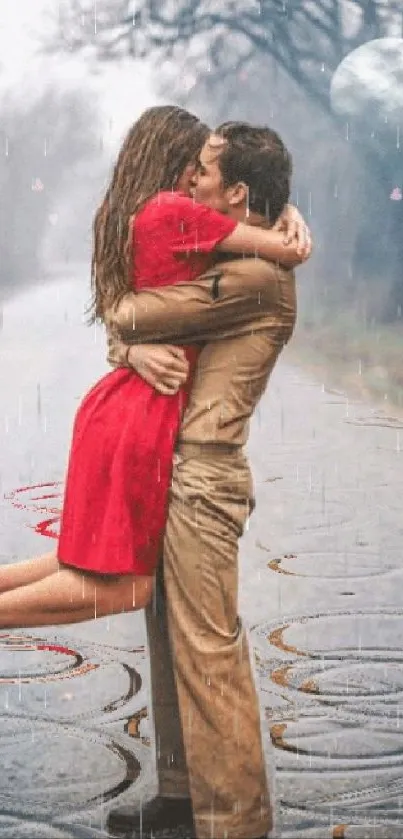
[49,0,393,117]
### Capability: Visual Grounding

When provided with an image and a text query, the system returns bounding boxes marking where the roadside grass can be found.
[286,311,403,415]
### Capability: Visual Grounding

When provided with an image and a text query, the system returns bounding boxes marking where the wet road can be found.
[0,271,402,838]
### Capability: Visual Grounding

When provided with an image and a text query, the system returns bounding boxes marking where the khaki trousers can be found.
[145,445,272,839]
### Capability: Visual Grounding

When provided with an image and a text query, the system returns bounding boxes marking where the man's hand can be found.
[274,204,312,258]
[127,344,189,395]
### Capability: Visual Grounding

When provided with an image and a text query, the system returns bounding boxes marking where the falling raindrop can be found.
[280,404,285,440]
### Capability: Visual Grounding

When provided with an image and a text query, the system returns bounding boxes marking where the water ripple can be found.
[264,549,401,580]
[0,716,141,816]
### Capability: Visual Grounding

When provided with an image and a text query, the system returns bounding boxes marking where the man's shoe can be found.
[106,795,194,835]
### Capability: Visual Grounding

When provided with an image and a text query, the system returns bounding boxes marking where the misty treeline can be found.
[0,86,105,304]
[188,62,403,327]
[51,0,403,326]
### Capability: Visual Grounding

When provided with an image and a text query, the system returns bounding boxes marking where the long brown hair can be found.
[90,105,209,322]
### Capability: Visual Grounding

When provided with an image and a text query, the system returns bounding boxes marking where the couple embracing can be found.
[0,106,311,838]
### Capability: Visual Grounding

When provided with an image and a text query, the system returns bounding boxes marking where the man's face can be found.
[191,135,230,212]
[176,162,198,194]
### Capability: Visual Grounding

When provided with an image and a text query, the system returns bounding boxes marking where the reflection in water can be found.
[0,632,147,836]
[0,715,142,814]
[258,610,403,834]
[2,345,403,835]
[1,467,152,835]
[125,706,150,746]
[6,483,63,539]
[102,662,142,714]
[0,635,98,684]
[264,549,401,579]
[250,374,403,837]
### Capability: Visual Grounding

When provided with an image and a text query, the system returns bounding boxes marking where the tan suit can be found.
[106,258,296,838]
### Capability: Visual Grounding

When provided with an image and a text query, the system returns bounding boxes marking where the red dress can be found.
[58,192,236,575]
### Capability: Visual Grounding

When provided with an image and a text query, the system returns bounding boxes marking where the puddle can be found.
[1,280,403,837]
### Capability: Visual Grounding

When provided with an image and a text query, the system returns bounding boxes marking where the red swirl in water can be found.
[5,482,63,540]
[0,633,99,684]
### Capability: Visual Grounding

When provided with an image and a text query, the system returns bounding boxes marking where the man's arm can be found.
[105,259,292,367]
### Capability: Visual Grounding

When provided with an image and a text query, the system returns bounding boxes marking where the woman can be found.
[0,105,309,628]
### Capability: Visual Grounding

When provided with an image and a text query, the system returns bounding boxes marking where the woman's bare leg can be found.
[0,567,154,628]
[0,552,59,594]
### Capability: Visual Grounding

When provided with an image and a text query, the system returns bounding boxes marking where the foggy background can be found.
[1,0,403,402]
[0,0,159,305]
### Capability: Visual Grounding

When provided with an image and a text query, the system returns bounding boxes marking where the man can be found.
[105,123,309,839]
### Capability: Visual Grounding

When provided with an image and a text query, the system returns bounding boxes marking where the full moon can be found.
[330,38,403,132]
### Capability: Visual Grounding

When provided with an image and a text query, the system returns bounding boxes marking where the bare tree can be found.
[48,0,403,322]
[52,0,402,115]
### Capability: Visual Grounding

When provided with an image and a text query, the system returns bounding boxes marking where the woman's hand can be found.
[273,204,312,257]
[219,214,312,267]
[127,344,189,395]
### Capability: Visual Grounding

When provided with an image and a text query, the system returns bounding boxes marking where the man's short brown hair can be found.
[214,121,292,223]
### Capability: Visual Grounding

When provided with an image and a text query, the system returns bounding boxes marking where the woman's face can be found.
[176,161,198,195]
[190,135,228,211]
